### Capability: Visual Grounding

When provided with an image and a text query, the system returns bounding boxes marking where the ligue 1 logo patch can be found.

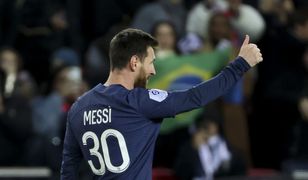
[148,89,168,102]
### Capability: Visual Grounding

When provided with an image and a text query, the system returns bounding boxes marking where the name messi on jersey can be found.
[83,107,112,125]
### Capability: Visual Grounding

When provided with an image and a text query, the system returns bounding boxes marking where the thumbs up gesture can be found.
[239,35,263,67]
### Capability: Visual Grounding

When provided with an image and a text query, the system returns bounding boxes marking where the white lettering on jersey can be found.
[148,89,168,102]
[84,107,112,125]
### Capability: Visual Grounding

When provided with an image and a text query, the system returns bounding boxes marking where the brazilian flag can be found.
[148,50,230,134]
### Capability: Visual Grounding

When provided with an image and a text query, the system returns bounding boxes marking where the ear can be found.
[129,55,139,72]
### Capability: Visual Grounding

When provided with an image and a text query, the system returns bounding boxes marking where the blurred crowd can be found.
[0,0,307,179]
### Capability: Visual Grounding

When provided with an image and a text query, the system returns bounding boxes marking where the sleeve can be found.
[129,57,251,119]
[61,114,83,180]
[222,78,243,104]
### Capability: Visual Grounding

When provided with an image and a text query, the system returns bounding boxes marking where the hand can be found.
[239,35,263,67]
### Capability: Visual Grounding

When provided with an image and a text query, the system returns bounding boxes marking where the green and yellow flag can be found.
[148,50,230,134]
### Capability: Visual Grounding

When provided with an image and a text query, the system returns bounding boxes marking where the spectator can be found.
[32,66,85,139]
[181,10,238,54]
[50,47,80,74]
[202,12,235,52]
[250,7,308,169]
[174,110,246,180]
[151,21,179,59]
[186,0,265,41]
[292,85,308,159]
[186,0,226,39]
[224,0,265,42]
[29,65,87,173]
[282,84,308,175]
[0,47,36,99]
[259,0,294,26]
[132,0,187,36]
[0,47,35,165]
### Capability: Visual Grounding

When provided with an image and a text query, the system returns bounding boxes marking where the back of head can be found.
[109,28,158,70]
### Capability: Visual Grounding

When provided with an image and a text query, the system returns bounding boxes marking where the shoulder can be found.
[67,89,94,120]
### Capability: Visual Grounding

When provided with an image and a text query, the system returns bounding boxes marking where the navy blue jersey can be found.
[61,57,250,179]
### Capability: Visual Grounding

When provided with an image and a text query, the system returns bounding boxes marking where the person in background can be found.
[132,0,187,36]
[0,47,35,165]
[0,47,36,99]
[250,7,308,169]
[174,110,246,180]
[292,86,308,159]
[282,84,308,175]
[224,0,265,42]
[186,0,226,40]
[151,21,178,59]
[201,12,234,52]
[50,48,81,74]
[186,0,265,42]
[29,65,88,176]
[180,10,238,55]
[32,65,86,140]
[259,0,295,26]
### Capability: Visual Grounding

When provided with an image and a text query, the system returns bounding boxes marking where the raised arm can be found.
[172,35,263,113]
[130,35,262,119]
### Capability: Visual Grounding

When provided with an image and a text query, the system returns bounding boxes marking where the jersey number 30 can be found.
[82,129,130,175]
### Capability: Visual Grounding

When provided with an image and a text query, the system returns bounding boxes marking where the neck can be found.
[104,69,135,90]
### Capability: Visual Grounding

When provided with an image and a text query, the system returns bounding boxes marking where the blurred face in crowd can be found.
[55,66,85,101]
[0,49,19,75]
[134,47,156,88]
[208,13,231,45]
[207,121,219,137]
[154,22,176,51]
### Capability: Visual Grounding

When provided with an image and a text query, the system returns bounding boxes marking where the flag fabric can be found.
[148,50,230,133]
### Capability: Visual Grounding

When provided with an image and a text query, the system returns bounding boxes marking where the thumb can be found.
[242,35,250,46]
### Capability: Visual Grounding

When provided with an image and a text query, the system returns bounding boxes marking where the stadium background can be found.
[0,0,307,179]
